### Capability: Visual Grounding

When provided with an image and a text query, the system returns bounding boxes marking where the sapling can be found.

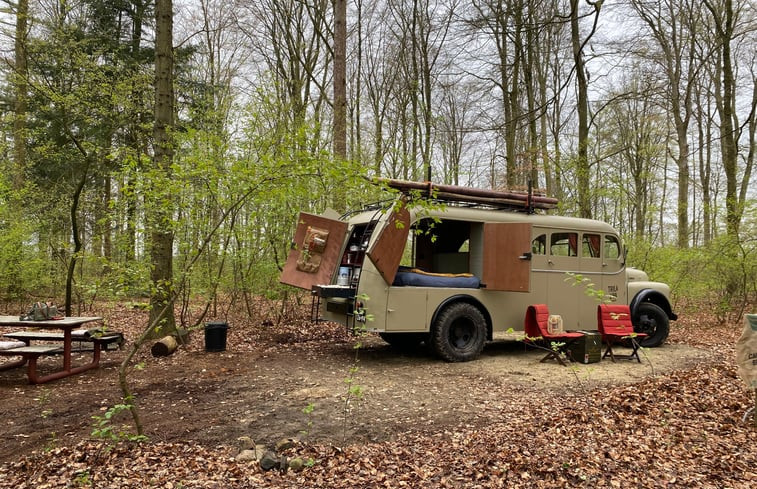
[341,294,371,445]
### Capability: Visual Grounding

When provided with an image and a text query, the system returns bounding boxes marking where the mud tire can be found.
[634,302,669,347]
[430,302,486,362]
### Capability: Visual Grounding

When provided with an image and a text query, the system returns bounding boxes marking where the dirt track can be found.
[0,329,713,463]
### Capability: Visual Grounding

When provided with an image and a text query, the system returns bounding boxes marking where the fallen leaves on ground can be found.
[0,302,755,488]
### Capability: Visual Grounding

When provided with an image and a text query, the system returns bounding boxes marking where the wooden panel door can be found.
[482,223,532,292]
[280,212,348,290]
[366,205,410,285]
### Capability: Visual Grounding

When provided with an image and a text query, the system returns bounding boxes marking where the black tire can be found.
[379,332,428,350]
[633,302,669,347]
[430,302,487,362]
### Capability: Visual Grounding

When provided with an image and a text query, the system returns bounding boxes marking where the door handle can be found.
[519,252,532,261]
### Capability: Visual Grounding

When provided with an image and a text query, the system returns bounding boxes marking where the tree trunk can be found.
[124,0,147,263]
[103,175,112,259]
[571,0,593,219]
[13,0,27,185]
[630,0,697,248]
[415,0,434,182]
[695,81,713,245]
[354,0,363,167]
[506,6,522,188]
[149,0,177,338]
[718,0,739,238]
[333,0,347,160]
[674,122,691,248]
[704,0,741,238]
[65,169,89,317]
[7,0,29,298]
[524,4,539,186]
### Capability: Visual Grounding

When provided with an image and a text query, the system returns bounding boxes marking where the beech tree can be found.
[334,0,347,160]
[570,0,601,219]
[598,71,667,240]
[630,0,700,248]
[0,0,754,307]
[466,0,573,193]
[703,0,755,239]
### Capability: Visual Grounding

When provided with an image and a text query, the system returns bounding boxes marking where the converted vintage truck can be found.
[281,180,677,362]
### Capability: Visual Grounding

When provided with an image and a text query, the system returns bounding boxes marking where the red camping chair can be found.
[524,304,584,366]
[597,304,648,362]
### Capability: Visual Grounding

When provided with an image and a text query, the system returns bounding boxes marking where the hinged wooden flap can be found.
[482,222,531,292]
[280,212,348,290]
[366,205,410,285]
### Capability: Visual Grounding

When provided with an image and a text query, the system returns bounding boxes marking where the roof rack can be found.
[373,178,558,212]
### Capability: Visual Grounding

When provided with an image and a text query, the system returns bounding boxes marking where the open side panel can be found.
[366,206,410,285]
[482,222,532,292]
[280,212,348,290]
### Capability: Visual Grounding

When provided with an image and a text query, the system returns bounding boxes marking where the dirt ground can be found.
[0,303,714,464]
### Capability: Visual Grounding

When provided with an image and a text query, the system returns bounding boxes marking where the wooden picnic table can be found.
[0,316,107,384]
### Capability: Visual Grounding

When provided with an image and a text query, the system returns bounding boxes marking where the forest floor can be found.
[0,299,755,488]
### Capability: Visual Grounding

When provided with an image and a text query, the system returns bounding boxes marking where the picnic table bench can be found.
[0,316,122,384]
[2,330,123,351]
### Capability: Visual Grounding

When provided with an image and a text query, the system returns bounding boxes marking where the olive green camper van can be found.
[281,180,677,362]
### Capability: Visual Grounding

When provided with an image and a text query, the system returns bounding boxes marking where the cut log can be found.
[151,335,179,357]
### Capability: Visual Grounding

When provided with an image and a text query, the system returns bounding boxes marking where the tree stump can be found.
[175,328,190,345]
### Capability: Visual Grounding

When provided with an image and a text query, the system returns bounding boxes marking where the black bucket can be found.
[204,321,229,352]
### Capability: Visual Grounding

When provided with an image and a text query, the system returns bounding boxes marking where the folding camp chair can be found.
[524,304,584,366]
[597,304,648,362]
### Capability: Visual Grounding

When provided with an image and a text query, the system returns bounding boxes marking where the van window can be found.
[532,234,546,255]
[582,233,601,258]
[604,235,621,259]
[408,218,472,274]
[550,232,578,257]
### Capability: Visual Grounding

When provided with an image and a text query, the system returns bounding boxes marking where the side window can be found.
[532,234,546,255]
[550,232,578,257]
[604,235,621,259]
[582,233,601,258]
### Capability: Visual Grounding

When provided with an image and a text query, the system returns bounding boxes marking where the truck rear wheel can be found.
[431,302,486,362]
[634,302,669,347]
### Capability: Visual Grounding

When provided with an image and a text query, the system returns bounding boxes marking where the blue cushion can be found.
[393,271,480,288]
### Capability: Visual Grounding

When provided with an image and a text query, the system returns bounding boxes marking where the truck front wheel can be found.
[634,302,670,347]
[431,302,486,362]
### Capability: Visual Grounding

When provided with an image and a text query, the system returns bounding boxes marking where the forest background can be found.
[0,0,755,329]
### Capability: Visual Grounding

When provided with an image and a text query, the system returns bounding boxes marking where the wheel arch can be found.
[629,289,678,322]
[430,294,493,341]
